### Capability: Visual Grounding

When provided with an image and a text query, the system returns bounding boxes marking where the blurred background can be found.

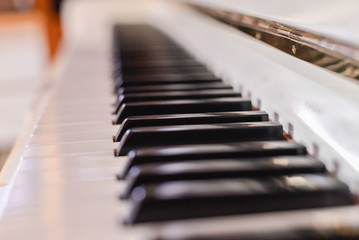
[0,0,62,168]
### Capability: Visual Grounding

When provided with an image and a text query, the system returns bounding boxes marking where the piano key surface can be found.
[114,23,357,237]
[1,1,359,240]
[115,111,269,141]
[121,156,327,199]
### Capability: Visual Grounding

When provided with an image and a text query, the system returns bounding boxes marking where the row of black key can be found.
[112,25,354,227]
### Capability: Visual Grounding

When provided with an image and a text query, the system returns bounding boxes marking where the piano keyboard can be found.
[1,1,359,239]
[112,25,358,237]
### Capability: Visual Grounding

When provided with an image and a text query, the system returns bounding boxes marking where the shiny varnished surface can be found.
[121,156,326,198]
[125,174,353,223]
[115,97,252,124]
[120,141,307,179]
[192,4,359,80]
[115,111,268,141]
[116,122,283,155]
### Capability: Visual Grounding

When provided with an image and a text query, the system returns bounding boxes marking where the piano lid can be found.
[185,0,359,48]
[184,0,359,80]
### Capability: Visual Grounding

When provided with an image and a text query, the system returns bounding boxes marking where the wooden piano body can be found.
[1,0,359,239]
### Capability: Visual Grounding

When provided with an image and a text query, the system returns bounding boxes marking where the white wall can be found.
[0,21,48,152]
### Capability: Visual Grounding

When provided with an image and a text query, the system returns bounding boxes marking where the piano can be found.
[1,0,359,239]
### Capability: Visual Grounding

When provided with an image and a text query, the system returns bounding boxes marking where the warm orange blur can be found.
[0,0,62,59]
[35,0,62,59]
[0,0,62,167]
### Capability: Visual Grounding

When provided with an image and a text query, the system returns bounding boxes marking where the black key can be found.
[114,98,252,124]
[116,65,211,76]
[116,122,283,156]
[120,59,201,68]
[113,90,241,114]
[117,46,188,54]
[117,45,191,57]
[116,75,222,88]
[115,111,268,142]
[119,72,216,83]
[117,49,188,58]
[119,45,184,52]
[118,83,233,95]
[121,57,197,66]
[120,141,307,179]
[124,174,354,224]
[118,42,184,52]
[119,51,192,59]
[121,156,326,199]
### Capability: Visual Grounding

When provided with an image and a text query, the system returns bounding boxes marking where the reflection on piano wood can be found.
[1,1,359,240]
